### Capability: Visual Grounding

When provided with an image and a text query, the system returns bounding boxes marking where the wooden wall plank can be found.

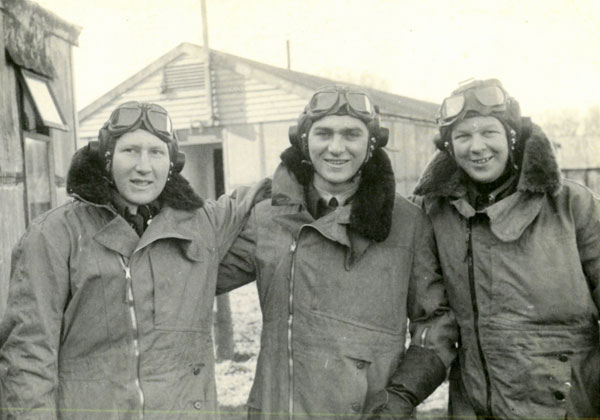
[0,16,78,319]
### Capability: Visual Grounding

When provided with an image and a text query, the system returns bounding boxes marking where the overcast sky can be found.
[37,0,600,116]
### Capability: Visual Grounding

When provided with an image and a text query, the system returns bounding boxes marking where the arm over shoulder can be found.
[216,207,259,295]
[202,178,271,259]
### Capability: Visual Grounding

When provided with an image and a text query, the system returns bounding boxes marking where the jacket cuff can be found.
[386,346,447,405]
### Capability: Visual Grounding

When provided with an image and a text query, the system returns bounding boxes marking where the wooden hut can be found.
[0,0,80,318]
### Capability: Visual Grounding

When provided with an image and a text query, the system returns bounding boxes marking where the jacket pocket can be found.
[142,356,217,420]
[293,347,372,416]
[486,349,572,418]
[150,241,216,331]
[57,379,120,420]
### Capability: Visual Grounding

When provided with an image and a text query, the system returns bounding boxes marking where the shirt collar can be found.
[312,178,360,207]
[467,174,518,211]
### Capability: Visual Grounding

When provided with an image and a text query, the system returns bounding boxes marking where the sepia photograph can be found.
[0,0,599,418]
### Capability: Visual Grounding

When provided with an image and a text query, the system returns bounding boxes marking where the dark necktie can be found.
[317,197,339,218]
[124,205,153,236]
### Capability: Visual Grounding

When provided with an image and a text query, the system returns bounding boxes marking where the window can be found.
[23,135,53,219]
[15,68,66,223]
[20,69,67,131]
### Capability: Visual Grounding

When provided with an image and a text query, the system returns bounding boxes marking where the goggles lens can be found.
[108,102,173,137]
[440,95,465,121]
[346,92,374,115]
[146,109,172,134]
[310,91,339,112]
[109,106,142,129]
[474,85,505,106]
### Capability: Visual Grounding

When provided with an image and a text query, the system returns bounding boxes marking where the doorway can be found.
[179,143,223,200]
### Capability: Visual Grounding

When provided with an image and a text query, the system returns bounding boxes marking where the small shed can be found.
[79,43,439,201]
[0,0,80,318]
[556,135,600,194]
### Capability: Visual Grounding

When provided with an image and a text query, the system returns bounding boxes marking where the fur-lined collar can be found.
[66,145,204,210]
[414,122,562,199]
[277,146,396,242]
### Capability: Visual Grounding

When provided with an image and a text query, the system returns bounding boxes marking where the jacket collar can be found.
[66,144,204,212]
[414,123,560,242]
[269,194,372,269]
[93,206,203,258]
[275,146,396,243]
[448,191,545,242]
[414,122,562,200]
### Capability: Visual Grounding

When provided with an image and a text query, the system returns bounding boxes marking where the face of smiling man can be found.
[111,129,170,213]
[451,116,509,183]
[308,114,369,194]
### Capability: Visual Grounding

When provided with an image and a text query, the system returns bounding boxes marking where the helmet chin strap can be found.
[508,127,519,171]
[363,134,378,164]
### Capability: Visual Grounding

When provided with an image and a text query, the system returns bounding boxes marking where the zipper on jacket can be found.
[120,256,145,419]
[466,220,493,416]
[285,225,337,418]
[287,238,298,419]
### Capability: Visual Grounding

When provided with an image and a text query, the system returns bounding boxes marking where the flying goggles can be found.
[107,101,174,142]
[307,86,377,121]
[437,79,508,127]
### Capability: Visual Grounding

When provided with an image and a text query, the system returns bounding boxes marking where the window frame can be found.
[18,68,68,132]
[21,132,56,224]
[14,67,61,225]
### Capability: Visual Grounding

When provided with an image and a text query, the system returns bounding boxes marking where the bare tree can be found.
[537,108,581,139]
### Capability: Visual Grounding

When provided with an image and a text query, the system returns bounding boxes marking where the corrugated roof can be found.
[80,42,438,123]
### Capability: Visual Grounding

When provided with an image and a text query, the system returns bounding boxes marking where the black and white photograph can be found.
[0,0,599,418]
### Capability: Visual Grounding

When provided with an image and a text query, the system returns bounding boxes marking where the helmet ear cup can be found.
[172,150,186,173]
[433,133,445,151]
[289,125,299,147]
[433,133,454,155]
[87,140,101,157]
[365,119,388,149]
[375,126,389,148]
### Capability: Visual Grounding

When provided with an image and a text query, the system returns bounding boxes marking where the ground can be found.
[215,283,449,419]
